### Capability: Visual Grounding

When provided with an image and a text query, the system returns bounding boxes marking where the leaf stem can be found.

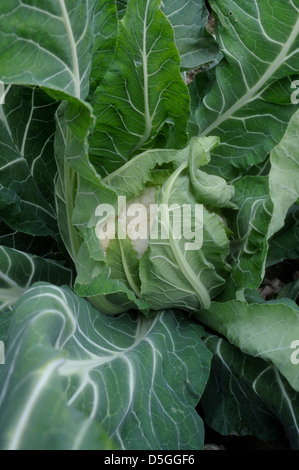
[161,162,211,310]
[64,130,81,260]
[119,239,142,299]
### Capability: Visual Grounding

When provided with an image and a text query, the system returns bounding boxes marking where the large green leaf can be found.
[0,0,120,184]
[89,0,190,175]
[268,109,299,238]
[140,144,232,312]
[0,0,98,100]
[0,118,57,236]
[201,335,299,449]
[90,0,118,92]
[0,284,212,450]
[190,0,299,179]
[223,176,272,299]
[0,246,73,311]
[221,108,299,298]
[0,0,113,187]
[196,299,299,393]
[0,220,66,262]
[117,0,220,70]
[54,99,107,263]
[2,86,59,208]
[0,1,108,239]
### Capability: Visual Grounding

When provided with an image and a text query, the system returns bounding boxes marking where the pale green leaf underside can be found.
[0,284,211,450]
[102,148,185,199]
[140,160,231,312]
[197,300,299,392]
[269,108,299,238]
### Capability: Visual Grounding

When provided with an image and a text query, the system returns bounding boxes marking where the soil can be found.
[204,426,291,450]
[259,259,299,303]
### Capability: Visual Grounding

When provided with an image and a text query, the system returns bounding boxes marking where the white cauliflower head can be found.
[97,187,157,258]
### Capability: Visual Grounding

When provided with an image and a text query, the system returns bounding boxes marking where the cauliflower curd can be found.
[98,187,157,258]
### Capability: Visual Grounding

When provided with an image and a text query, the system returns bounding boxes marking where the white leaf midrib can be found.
[132,0,152,152]
[58,0,81,99]
[7,359,65,450]
[160,163,211,309]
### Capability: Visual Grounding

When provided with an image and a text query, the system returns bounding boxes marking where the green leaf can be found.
[268,109,299,238]
[0,246,73,311]
[188,136,235,208]
[90,0,118,92]
[0,0,103,194]
[201,335,284,443]
[140,160,231,312]
[201,335,299,449]
[89,0,190,175]
[72,139,233,315]
[196,299,299,393]
[267,205,299,266]
[54,101,101,261]
[116,0,220,71]
[190,0,299,178]
[162,0,219,70]
[70,173,150,314]
[0,308,12,344]
[106,238,142,298]
[0,284,212,450]
[74,243,150,315]
[225,106,299,297]
[2,86,59,208]
[0,220,65,262]
[277,279,299,303]
[0,118,57,236]
[102,148,185,199]
[0,0,99,100]
[224,176,273,299]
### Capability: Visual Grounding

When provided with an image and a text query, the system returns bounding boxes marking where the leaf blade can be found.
[0,284,212,450]
[89,0,190,174]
